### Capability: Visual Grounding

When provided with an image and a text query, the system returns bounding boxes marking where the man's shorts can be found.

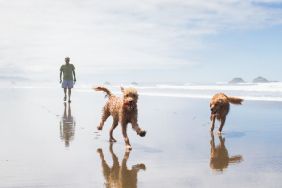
[62,80,74,89]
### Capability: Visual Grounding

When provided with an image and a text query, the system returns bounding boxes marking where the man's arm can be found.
[60,66,63,83]
[73,66,76,82]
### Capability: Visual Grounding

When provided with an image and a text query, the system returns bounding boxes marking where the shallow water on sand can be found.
[0,88,282,188]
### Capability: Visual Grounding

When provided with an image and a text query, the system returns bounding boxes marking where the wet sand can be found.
[0,88,282,188]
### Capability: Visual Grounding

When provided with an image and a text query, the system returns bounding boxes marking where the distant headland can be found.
[229,76,278,84]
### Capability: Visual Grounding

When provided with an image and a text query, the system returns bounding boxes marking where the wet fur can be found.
[95,86,146,150]
[210,93,243,133]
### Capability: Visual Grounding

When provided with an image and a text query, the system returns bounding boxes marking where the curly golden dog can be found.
[94,86,146,150]
[210,93,243,133]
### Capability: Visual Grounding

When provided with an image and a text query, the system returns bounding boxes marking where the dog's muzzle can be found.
[211,108,217,115]
[210,107,216,114]
[125,101,136,110]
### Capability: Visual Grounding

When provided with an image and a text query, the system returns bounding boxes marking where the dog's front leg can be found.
[131,118,146,137]
[218,116,226,133]
[210,114,216,132]
[121,123,132,150]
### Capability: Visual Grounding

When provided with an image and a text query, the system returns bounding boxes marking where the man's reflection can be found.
[210,132,243,171]
[97,144,146,188]
[60,103,76,147]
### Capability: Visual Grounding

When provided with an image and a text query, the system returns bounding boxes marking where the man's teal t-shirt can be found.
[60,64,75,80]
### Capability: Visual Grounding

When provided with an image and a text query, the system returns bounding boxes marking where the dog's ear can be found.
[121,87,125,93]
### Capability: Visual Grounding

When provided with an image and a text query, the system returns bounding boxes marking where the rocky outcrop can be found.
[229,77,245,84]
[252,76,269,83]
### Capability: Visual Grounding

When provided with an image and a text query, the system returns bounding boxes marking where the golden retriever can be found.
[210,93,243,133]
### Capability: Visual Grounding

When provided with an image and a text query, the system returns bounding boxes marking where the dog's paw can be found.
[133,163,146,170]
[97,126,103,131]
[126,145,132,151]
[109,138,117,142]
[97,148,102,154]
[138,130,146,137]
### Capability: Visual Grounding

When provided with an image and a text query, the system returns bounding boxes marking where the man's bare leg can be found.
[68,88,71,102]
[63,88,67,101]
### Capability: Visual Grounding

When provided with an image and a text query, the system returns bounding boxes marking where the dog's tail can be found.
[227,96,243,105]
[93,86,112,97]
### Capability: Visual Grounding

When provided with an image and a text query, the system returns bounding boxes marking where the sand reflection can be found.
[210,132,243,172]
[60,103,76,147]
[97,144,146,188]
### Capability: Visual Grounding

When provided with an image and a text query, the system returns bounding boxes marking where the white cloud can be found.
[0,0,282,80]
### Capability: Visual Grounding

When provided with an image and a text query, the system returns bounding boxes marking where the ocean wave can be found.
[154,83,282,93]
[138,92,282,101]
[4,82,282,102]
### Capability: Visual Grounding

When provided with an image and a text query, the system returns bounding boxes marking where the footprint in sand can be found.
[93,131,101,139]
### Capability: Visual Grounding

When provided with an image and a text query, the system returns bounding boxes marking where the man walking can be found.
[60,57,76,102]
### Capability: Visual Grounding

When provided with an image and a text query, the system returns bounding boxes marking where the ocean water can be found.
[3,80,282,101]
[80,82,282,101]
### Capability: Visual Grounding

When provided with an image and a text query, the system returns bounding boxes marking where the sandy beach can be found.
[0,87,282,188]
[1,0,282,187]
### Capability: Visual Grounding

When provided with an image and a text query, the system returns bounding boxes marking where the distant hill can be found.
[253,76,269,83]
[229,77,246,84]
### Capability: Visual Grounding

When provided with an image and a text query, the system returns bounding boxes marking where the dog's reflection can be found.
[60,103,76,147]
[210,132,243,171]
[97,144,146,188]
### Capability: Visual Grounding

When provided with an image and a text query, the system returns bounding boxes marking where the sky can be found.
[0,0,282,84]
